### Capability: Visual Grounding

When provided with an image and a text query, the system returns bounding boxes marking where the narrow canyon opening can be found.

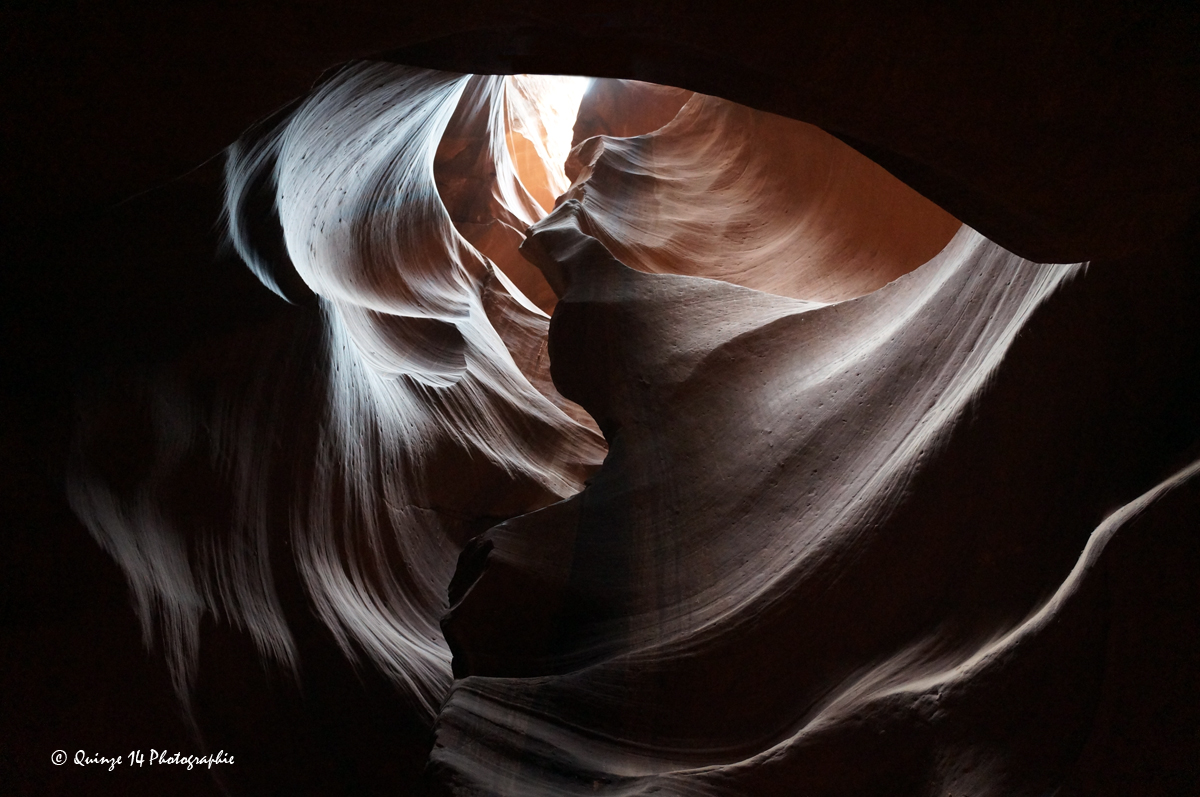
[434,73,962,319]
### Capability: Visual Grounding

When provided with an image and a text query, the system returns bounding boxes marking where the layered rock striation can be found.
[61,64,1200,796]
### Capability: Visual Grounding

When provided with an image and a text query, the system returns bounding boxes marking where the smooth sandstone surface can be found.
[564,91,960,302]
[4,10,1200,794]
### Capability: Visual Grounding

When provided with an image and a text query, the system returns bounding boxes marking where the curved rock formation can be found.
[436,196,1081,791]
[68,63,607,728]
[563,91,960,302]
[37,54,1200,797]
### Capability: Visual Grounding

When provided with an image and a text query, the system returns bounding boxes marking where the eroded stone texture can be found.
[438,195,1200,795]
[5,11,1200,794]
[563,92,960,302]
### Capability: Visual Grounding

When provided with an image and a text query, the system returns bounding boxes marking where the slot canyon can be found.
[3,4,1199,796]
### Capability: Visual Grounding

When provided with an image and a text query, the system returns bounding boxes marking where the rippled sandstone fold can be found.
[563,91,960,302]
[55,60,1200,797]
[435,195,1089,792]
[68,63,605,739]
